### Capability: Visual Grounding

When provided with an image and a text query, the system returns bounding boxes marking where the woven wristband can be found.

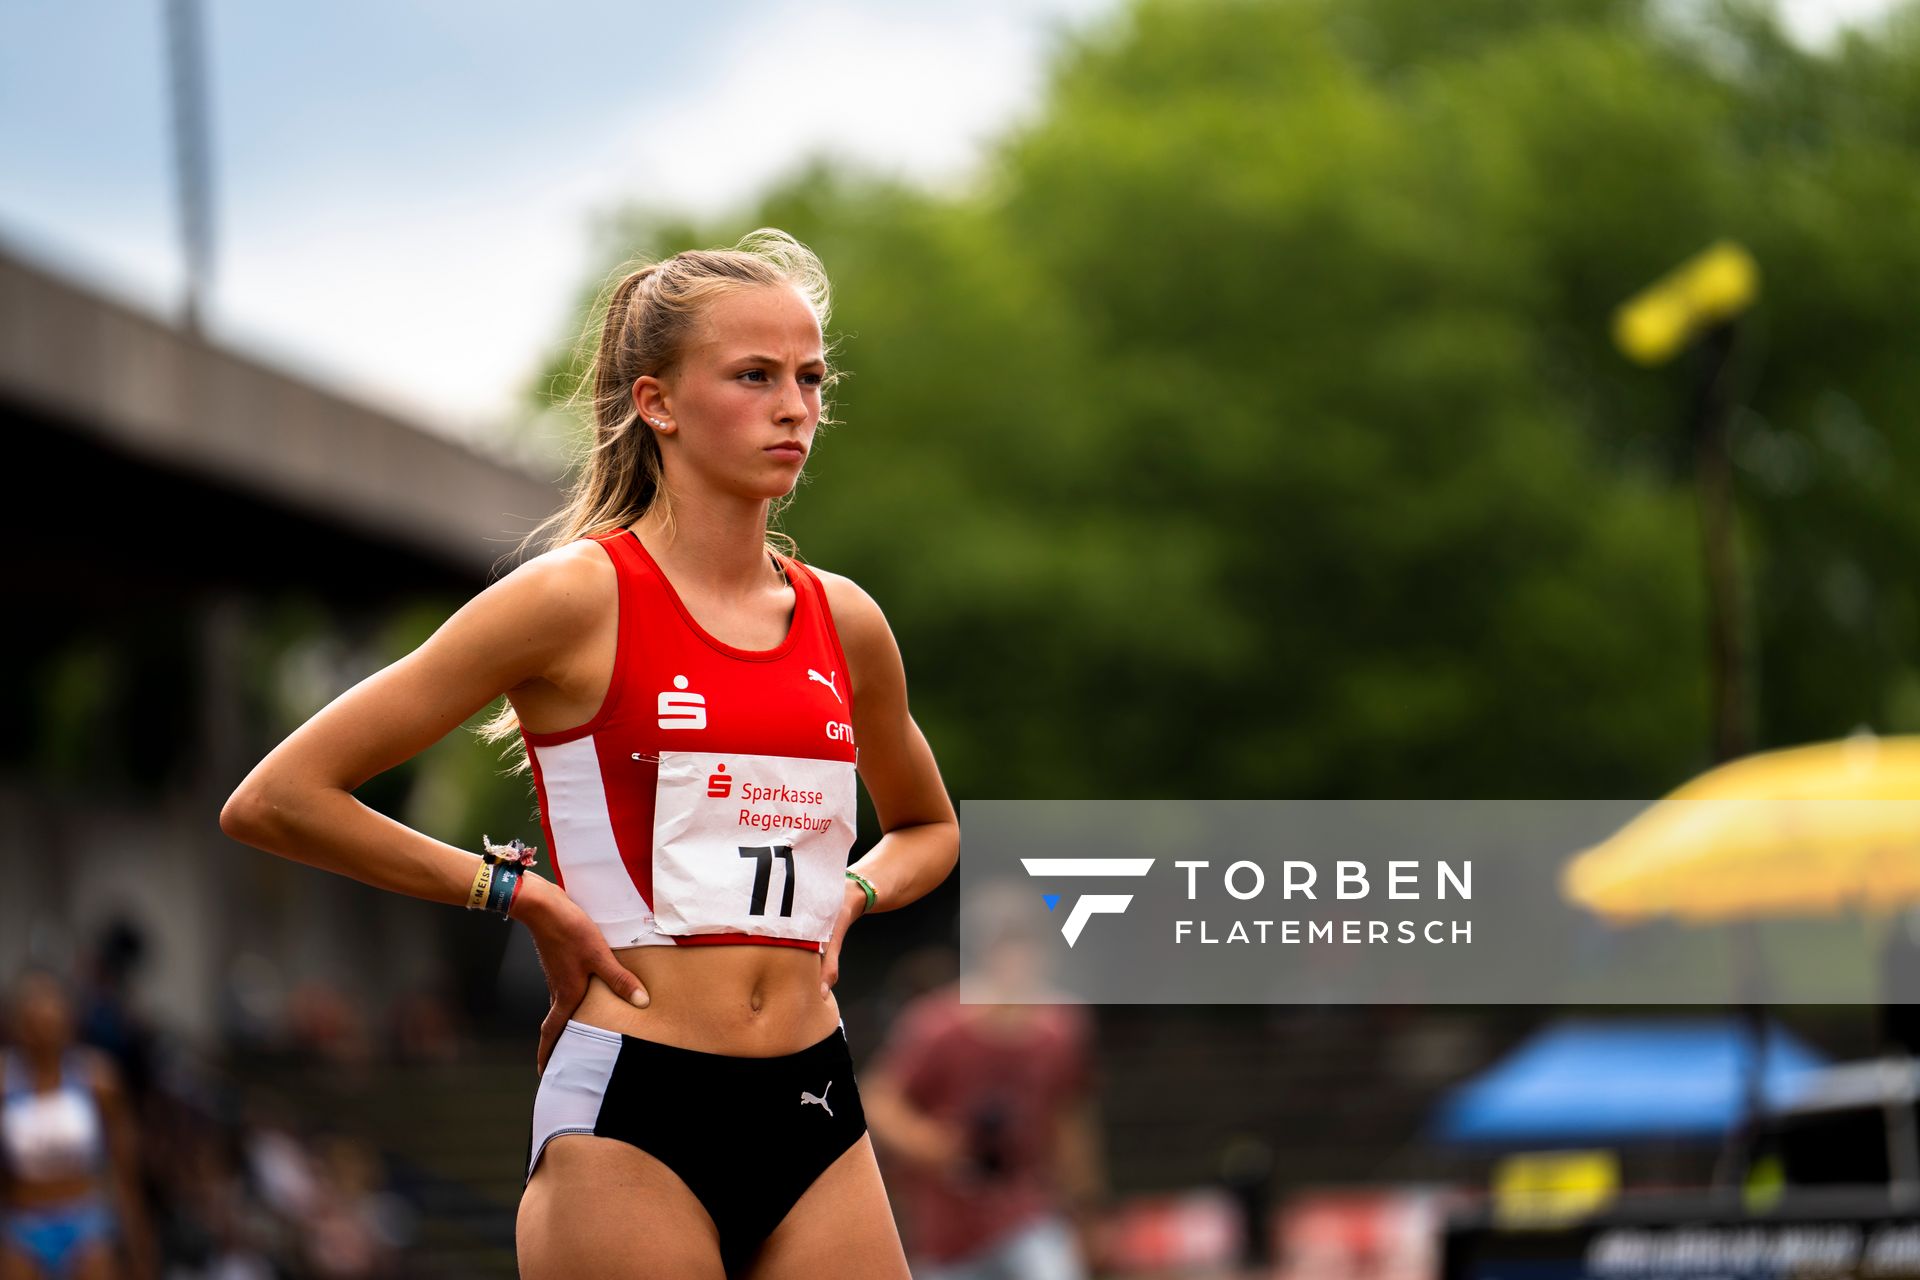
[476,835,540,918]
[465,861,494,911]
[484,865,521,917]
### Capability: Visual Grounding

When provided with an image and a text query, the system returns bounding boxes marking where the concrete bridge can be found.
[0,241,562,1042]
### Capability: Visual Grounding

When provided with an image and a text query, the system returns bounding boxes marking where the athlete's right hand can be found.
[513,874,650,1075]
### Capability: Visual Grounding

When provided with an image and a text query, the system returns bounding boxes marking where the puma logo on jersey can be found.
[658,675,706,729]
[799,1080,833,1116]
[807,669,841,703]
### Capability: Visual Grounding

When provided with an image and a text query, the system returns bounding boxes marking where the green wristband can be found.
[845,869,877,914]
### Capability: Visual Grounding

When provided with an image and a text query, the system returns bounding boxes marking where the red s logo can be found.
[707,764,732,798]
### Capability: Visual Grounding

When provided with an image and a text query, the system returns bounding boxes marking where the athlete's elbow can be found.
[220,777,299,848]
[933,818,960,885]
[218,783,269,845]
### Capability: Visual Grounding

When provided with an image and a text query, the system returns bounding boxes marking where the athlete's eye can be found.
[738,369,824,386]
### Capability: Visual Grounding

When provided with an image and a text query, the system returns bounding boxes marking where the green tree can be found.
[523,0,1920,801]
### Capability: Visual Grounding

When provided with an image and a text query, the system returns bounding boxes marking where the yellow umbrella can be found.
[1561,735,1920,924]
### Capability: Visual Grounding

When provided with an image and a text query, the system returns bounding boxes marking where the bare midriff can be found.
[570,942,842,1057]
[6,1170,100,1209]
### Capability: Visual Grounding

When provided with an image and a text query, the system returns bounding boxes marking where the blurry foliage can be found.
[222,596,534,854]
[23,608,199,797]
[515,0,1920,800]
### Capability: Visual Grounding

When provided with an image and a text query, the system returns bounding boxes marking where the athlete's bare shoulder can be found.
[520,532,615,591]
[807,566,888,648]
[478,534,620,695]
[807,566,903,706]
[491,534,616,628]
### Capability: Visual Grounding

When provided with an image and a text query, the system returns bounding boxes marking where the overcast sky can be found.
[0,0,1895,444]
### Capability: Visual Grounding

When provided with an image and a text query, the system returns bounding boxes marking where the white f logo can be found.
[1020,858,1155,947]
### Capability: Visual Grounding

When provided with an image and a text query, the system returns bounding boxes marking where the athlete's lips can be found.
[765,441,807,459]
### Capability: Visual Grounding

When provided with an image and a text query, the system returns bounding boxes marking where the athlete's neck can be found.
[631,502,784,598]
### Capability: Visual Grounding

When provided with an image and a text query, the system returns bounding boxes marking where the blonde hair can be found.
[473,227,843,770]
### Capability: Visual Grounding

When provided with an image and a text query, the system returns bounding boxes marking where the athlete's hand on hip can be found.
[511,873,649,1075]
[819,876,869,1000]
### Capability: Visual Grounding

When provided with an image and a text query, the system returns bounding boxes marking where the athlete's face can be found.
[8,973,73,1054]
[646,284,826,503]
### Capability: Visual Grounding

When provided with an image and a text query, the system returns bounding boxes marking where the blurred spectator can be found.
[865,901,1105,1280]
[243,1116,321,1226]
[76,918,158,1109]
[387,985,463,1066]
[3,966,158,1279]
[1220,1134,1276,1271]
[219,954,288,1054]
[300,1136,410,1279]
[284,982,375,1080]
[6,958,440,1278]
[157,1122,278,1279]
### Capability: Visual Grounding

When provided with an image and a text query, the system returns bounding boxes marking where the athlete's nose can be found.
[775,376,808,426]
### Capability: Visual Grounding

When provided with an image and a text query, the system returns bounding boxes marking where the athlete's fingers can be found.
[820,932,841,998]
[819,899,855,997]
[596,952,650,1008]
[536,962,588,1075]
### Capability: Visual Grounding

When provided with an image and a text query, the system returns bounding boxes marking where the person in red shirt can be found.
[864,927,1104,1279]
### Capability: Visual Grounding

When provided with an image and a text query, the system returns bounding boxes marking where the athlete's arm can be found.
[861,1068,968,1177]
[815,571,960,996]
[860,1002,969,1178]
[218,543,649,1069]
[219,545,599,903]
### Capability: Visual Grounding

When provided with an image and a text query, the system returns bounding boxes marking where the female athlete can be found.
[219,228,960,1278]
[2,970,154,1280]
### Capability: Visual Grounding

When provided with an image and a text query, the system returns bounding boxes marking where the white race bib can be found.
[651,750,858,941]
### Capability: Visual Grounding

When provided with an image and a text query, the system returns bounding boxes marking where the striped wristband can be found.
[473,834,540,919]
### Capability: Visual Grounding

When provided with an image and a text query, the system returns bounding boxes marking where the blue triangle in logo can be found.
[1042,893,1061,912]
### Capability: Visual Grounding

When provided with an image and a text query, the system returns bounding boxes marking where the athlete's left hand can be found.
[819,877,869,1000]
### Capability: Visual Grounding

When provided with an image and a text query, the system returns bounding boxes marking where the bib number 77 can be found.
[739,845,796,917]
[650,749,856,940]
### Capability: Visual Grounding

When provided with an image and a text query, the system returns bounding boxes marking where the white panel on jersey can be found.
[529,737,668,949]
[527,1020,622,1180]
[651,750,857,942]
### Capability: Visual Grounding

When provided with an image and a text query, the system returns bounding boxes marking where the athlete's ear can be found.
[632,376,675,434]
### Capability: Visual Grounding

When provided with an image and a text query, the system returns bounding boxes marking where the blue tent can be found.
[1432,1017,1829,1144]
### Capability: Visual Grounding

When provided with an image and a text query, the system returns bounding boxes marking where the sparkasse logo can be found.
[1020,857,1156,946]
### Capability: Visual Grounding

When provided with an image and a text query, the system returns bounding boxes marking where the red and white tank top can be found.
[519,527,858,953]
